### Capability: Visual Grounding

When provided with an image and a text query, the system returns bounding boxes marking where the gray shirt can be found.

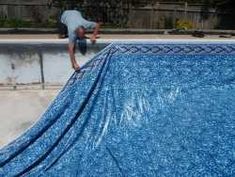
[61,10,96,44]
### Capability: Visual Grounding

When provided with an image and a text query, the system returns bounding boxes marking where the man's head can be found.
[76,26,86,39]
[75,26,87,55]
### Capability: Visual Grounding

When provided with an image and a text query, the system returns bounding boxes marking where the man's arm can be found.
[90,23,100,43]
[68,43,80,70]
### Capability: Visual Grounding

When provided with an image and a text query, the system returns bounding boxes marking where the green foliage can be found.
[46,17,57,28]
[0,18,32,28]
[160,0,234,8]
[0,18,57,28]
[164,17,174,29]
[176,19,193,30]
[49,0,83,9]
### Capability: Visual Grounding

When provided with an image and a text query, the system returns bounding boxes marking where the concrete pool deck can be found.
[0,34,235,40]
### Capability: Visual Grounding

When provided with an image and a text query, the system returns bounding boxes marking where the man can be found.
[60,10,100,70]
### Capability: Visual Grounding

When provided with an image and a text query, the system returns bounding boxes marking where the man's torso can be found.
[60,10,96,43]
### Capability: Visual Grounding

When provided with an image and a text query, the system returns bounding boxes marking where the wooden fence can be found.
[0,0,234,29]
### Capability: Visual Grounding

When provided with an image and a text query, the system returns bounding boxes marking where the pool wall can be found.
[0,40,107,88]
[0,39,235,88]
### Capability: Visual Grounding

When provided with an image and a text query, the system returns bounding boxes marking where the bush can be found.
[0,18,33,28]
[0,18,57,28]
[176,19,193,30]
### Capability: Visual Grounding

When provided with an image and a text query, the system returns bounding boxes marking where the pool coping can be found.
[1,38,235,45]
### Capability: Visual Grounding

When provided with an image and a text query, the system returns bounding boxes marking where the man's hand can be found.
[90,23,100,44]
[90,35,96,44]
[72,62,80,71]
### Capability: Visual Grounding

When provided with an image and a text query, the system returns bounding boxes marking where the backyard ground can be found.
[0,89,60,148]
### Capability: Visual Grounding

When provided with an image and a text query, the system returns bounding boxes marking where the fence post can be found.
[184,2,188,20]
[155,2,159,29]
[151,1,154,29]
[173,5,176,28]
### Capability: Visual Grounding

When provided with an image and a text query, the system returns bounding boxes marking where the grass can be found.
[0,18,57,28]
[0,18,123,29]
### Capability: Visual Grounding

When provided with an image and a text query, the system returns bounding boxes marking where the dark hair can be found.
[80,26,85,31]
[76,38,87,55]
[76,26,86,39]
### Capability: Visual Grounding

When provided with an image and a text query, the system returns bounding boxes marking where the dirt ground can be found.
[0,89,59,148]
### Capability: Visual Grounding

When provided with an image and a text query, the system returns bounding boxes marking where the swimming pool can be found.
[0,42,235,176]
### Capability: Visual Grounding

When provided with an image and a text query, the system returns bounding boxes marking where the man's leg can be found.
[58,22,68,39]
[58,11,68,39]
